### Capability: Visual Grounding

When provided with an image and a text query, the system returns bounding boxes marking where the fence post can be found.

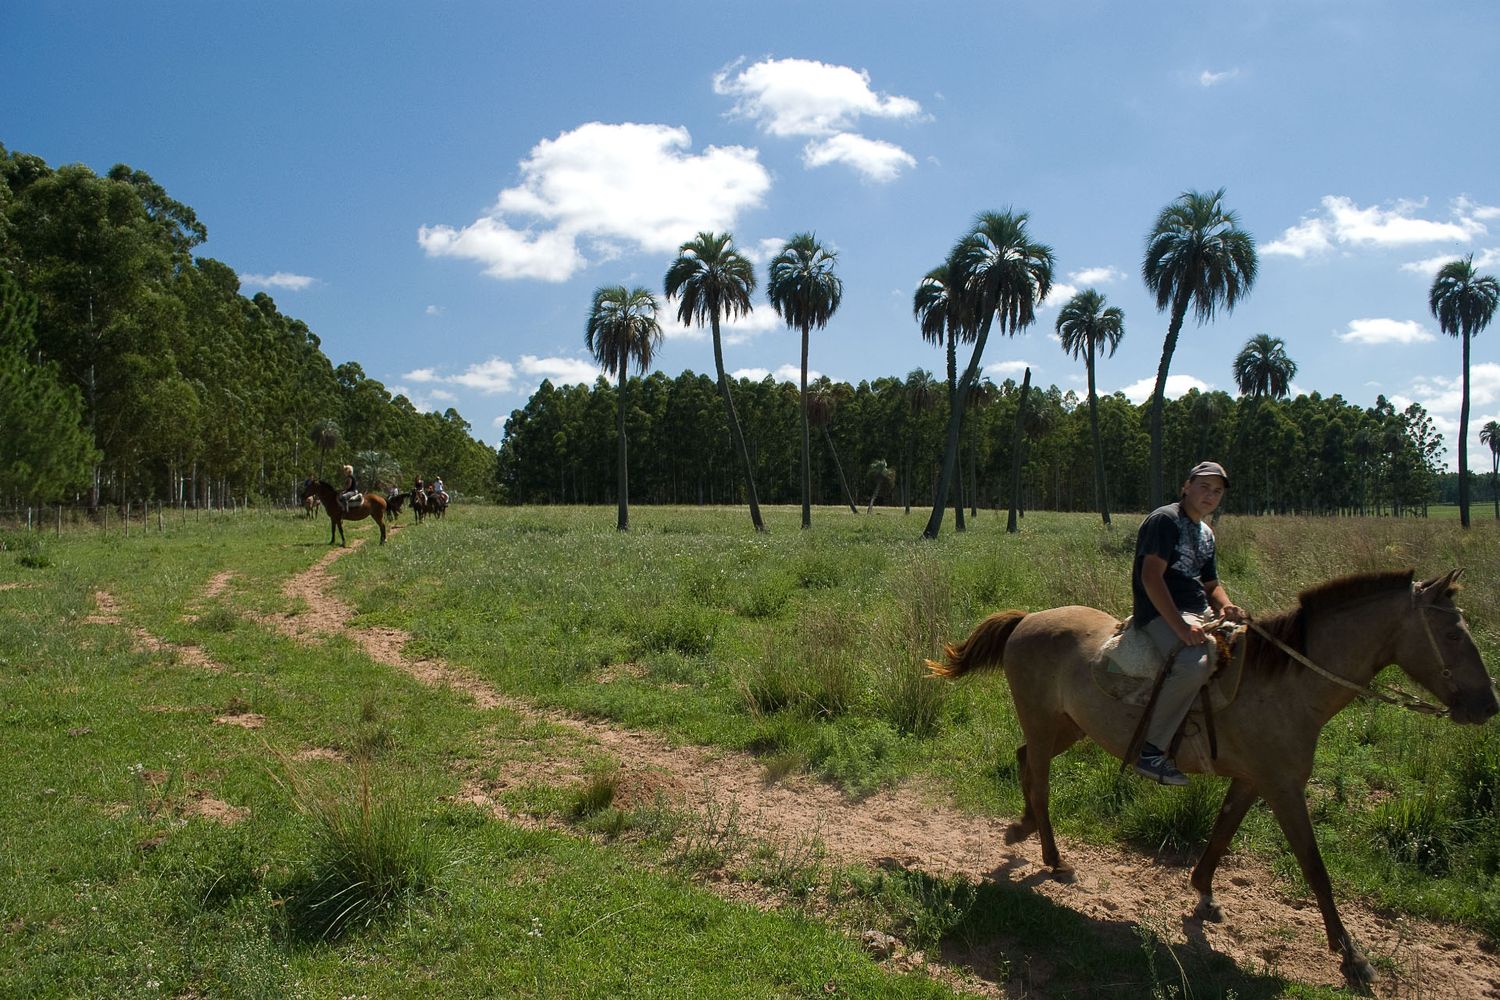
[56,504,62,537]
[27,507,32,531]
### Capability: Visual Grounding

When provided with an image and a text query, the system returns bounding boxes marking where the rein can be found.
[1246,603,1462,718]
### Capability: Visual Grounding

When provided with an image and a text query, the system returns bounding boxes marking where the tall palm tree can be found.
[586,284,663,531]
[914,263,976,531]
[865,458,896,512]
[923,210,1054,539]
[768,233,843,530]
[1481,420,1500,521]
[1232,333,1298,399]
[665,232,765,532]
[808,379,858,513]
[308,418,341,478]
[1056,289,1125,525]
[1142,188,1257,506]
[1429,254,1500,528]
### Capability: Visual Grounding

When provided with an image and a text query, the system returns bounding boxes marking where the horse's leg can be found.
[1014,718,1082,876]
[1004,745,1036,845]
[1190,777,1258,922]
[377,511,386,544]
[1260,783,1374,988]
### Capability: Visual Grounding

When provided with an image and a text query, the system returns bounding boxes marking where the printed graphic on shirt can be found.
[1170,512,1214,581]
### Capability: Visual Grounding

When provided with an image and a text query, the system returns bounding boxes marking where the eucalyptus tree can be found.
[1141,188,1257,506]
[1232,333,1298,399]
[665,231,765,531]
[923,211,1054,539]
[903,368,940,513]
[1482,420,1500,520]
[1429,254,1499,528]
[1056,289,1124,525]
[965,376,999,516]
[586,284,664,531]
[768,233,842,529]
[914,262,975,529]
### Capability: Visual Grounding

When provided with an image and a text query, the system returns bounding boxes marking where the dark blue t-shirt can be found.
[1131,502,1217,625]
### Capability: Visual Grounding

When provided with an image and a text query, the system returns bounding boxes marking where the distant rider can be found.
[339,464,359,513]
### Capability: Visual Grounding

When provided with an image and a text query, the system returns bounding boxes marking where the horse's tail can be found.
[925,610,1028,680]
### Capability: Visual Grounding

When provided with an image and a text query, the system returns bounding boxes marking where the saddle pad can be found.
[1092,621,1246,712]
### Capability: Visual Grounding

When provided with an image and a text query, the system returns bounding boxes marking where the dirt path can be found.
[195,544,1500,996]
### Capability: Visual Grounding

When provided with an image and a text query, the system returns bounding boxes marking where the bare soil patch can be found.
[84,590,225,671]
[266,545,1500,999]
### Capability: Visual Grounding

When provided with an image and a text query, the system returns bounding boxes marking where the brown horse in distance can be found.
[929,569,1496,988]
[300,478,387,546]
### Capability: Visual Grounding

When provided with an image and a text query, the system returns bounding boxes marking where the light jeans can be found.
[1140,612,1214,753]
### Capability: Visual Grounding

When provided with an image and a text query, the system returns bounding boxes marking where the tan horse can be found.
[300,478,387,546]
[929,569,1496,988]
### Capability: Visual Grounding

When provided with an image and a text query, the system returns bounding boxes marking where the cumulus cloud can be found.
[1070,266,1125,285]
[1118,374,1212,403]
[1199,68,1240,87]
[1335,318,1435,345]
[425,305,444,316]
[418,122,770,282]
[1401,247,1500,277]
[1040,281,1079,310]
[1265,196,1492,258]
[714,57,923,182]
[1410,364,1500,416]
[730,364,821,384]
[403,355,607,397]
[985,359,1035,378]
[714,57,923,138]
[241,271,315,291]
[402,368,441,383]
[667,304,782,346]
[803,133,917,182]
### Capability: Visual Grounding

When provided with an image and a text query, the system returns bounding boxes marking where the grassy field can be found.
[3,503,1499,998]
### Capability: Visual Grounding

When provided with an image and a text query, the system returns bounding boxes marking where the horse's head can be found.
[300,479,319,500]
[1400,569,1498,725]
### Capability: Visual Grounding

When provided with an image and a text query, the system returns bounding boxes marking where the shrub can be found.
[633,604,718,657]
[1119,775,1221,856]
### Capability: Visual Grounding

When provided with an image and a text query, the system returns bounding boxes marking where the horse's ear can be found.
[1417,569,1463,598]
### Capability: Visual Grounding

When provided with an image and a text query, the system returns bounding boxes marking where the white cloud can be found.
[1410,364,1500,416]
[1199,68,1240,87]
[1118,374,1212,403]
[667,304,782,346]
[425,305,444,316]
[803,133,916,183]
[429,388,457,403]
[731,365,822,384]
[1040,281,1079,310]
[517,355,604,387]
[418,122,770,282]
[714,57,923,138]
[402,367,441,383]
[1070,266,1124,285]
[449,358,519,393]
[1265,195,1490,258]
[732,367,770,381]
[1401,247,1500,277]
[241,271,315,291]
[985,359,1035,378]
[1336,318,1435,345]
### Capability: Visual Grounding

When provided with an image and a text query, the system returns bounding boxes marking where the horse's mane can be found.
[1245,569,1416,674]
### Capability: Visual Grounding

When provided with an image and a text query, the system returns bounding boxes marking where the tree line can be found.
[0,146,497,508]
[495,369,1447,518]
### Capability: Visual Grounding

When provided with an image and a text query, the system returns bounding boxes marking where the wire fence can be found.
[0,499,301,537]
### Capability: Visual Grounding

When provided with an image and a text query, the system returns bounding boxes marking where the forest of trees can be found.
[0,146,497,508]
[495,370,1448,518]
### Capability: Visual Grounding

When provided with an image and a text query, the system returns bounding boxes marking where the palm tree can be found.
[586,284,664,531]
[865,458,896,512]
[1056,289,1125,525]
[308,418,341,478]
[1429,254,1500,528]
[1142,188,1257,506]
[768,233,843,530]
[923,210,1054,539]
[1481,420,1500,520]
[1232,333,1298,399]
[665,232,765,532]
[914,263,975,531]
[808,379,858,513]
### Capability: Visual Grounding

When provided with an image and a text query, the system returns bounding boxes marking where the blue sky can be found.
[6,2,1499,467]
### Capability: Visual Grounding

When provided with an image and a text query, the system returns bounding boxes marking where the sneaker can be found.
[1134,745,1188,786]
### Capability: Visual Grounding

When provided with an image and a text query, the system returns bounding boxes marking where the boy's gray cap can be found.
[1188,460,1229,486]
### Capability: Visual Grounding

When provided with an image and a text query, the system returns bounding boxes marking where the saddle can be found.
[1092,618,1248,760]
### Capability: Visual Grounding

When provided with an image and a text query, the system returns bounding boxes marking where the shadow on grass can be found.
[880,861,1294,1000]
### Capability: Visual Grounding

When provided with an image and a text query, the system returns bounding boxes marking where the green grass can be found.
[4,502,1497,997]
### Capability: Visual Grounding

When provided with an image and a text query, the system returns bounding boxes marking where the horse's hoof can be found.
[1050,862,1076,883]
[1193,897,1224,923]
[1003,822,1032,845]
[1340,953,1376,992]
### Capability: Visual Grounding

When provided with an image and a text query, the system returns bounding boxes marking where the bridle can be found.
[1245,596,1475,718]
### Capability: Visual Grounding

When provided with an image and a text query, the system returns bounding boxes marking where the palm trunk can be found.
[968,422,979,518]
[822,426,858,513]
[800,324,812,529]
[1150,293,1189,508]
[616,367,629,531]
[947,332,965,532]
[923,313,995,539]
[1006,368,1031,533]
[1491,452,1498,520]
[1460,330,1472,528]
[1087,345,1111,526]
[711,314,764,531]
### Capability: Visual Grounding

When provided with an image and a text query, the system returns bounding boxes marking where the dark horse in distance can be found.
[301,478,387,546]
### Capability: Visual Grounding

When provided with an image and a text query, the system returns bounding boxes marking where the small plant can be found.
[668,792,746,872]
[197,605,238,633]
[1119,775,1220,856]
[872,555,952,737]
[567,765,619,821]
[1372,791,1457,875]
[280,759,445,941]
